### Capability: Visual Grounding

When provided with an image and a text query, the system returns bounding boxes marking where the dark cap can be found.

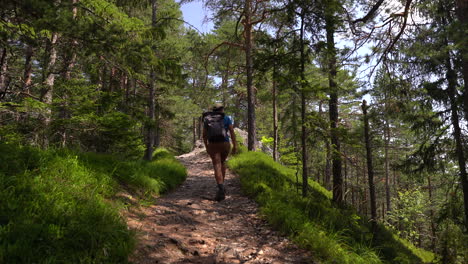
[212,103,224,111]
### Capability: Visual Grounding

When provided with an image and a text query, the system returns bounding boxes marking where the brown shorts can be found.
[206,142,231,162]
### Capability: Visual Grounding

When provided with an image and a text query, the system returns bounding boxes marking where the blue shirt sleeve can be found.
[225,115,233,127]
[224,116,233,142]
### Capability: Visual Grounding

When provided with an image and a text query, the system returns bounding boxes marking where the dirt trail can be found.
[127,147,313,264]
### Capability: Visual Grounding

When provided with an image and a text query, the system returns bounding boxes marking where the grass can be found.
[228,151,436,264]
[0,143,186,263]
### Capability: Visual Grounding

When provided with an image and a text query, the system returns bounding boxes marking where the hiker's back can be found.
[203,112,227,143]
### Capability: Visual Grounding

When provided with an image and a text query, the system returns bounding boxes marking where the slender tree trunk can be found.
[351,164,356,207]
[58,0,78,147]
[198,116,203,140]
[144,0,157,161]
[272,51,278,161]
[41,32,59,128]
[384,120,391,213]
[362,159,368,216]
[456,0,468,121]
[109,67,117,93]
[291,89,300,193]
[23,45,33,94]
[244,0,256,151]
[0,47,8,94]
[326,11,343,203]
[427,175,436,251]
[193,117,197,148]
[299,12,308,197]
[446,55,468,230]
[362,100,377,231]
[154,101,161,148]
[344,147,348,203]
[63,0,78,80]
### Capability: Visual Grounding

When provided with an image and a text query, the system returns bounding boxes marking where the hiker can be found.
[202,103,237,201]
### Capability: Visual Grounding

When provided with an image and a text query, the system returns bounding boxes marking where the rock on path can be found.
[127,147,313,264]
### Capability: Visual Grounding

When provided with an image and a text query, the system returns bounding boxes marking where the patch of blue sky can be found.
[180,1,214,33]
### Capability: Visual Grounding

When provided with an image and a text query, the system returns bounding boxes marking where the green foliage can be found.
[385,188,430,243]
[228,151,435,264]
[0,144,186,263]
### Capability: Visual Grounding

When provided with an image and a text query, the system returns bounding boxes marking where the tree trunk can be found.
[23,45,33,94]
[0,47,8,95]
[144,0,157,161]
[291,89,300,193]
[427,175,436,251]
[272,50,278,162]
[154,101,161,148]
[58,0,78,147]
[362,100,377,231]
[384,118,391,213]
[344,147,348,203]
[244,0,257,151]
[193,117,197,148]
[63,0,78,80]
[41,32,59,128]
[446,54,468,230]
[299,12,308,197]
[362,159,368,216]
[456,0,468,121]
[326,11,343,203]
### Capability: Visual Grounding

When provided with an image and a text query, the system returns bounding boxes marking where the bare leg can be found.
[211,153,223,184]
[221,161,227,182]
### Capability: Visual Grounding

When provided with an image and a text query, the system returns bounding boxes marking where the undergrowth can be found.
[228,151,436,264]
[0,143,186,263]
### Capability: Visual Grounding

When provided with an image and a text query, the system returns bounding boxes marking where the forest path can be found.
[127,146,313,264]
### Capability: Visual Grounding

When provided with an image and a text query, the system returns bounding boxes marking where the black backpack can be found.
[203,112,227,143]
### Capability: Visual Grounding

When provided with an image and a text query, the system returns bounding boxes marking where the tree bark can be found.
[446,54,468,230]
[144,0,157,161]
[41,32,59,128]
[344,147,348,202]
[326,10,343,203]
[299,12,308,197]
[384,118,391,213]
[63,0,78,80]
[455,0,468,122]
[427,175,436,251]
[362,100,377,231]
[0,47,8,95]
[272,50,278,162]
[244,0,257,151]
[59,0,79,147]
[23,45,33,94]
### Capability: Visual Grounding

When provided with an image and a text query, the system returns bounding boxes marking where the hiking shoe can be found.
[215,188,225,201]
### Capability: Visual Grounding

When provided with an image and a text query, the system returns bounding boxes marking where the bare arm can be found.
[229,125,237,154]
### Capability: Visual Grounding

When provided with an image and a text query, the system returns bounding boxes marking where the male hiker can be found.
[202,103,237,201]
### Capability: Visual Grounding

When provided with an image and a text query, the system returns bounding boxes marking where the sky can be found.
[180,1,214,33]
